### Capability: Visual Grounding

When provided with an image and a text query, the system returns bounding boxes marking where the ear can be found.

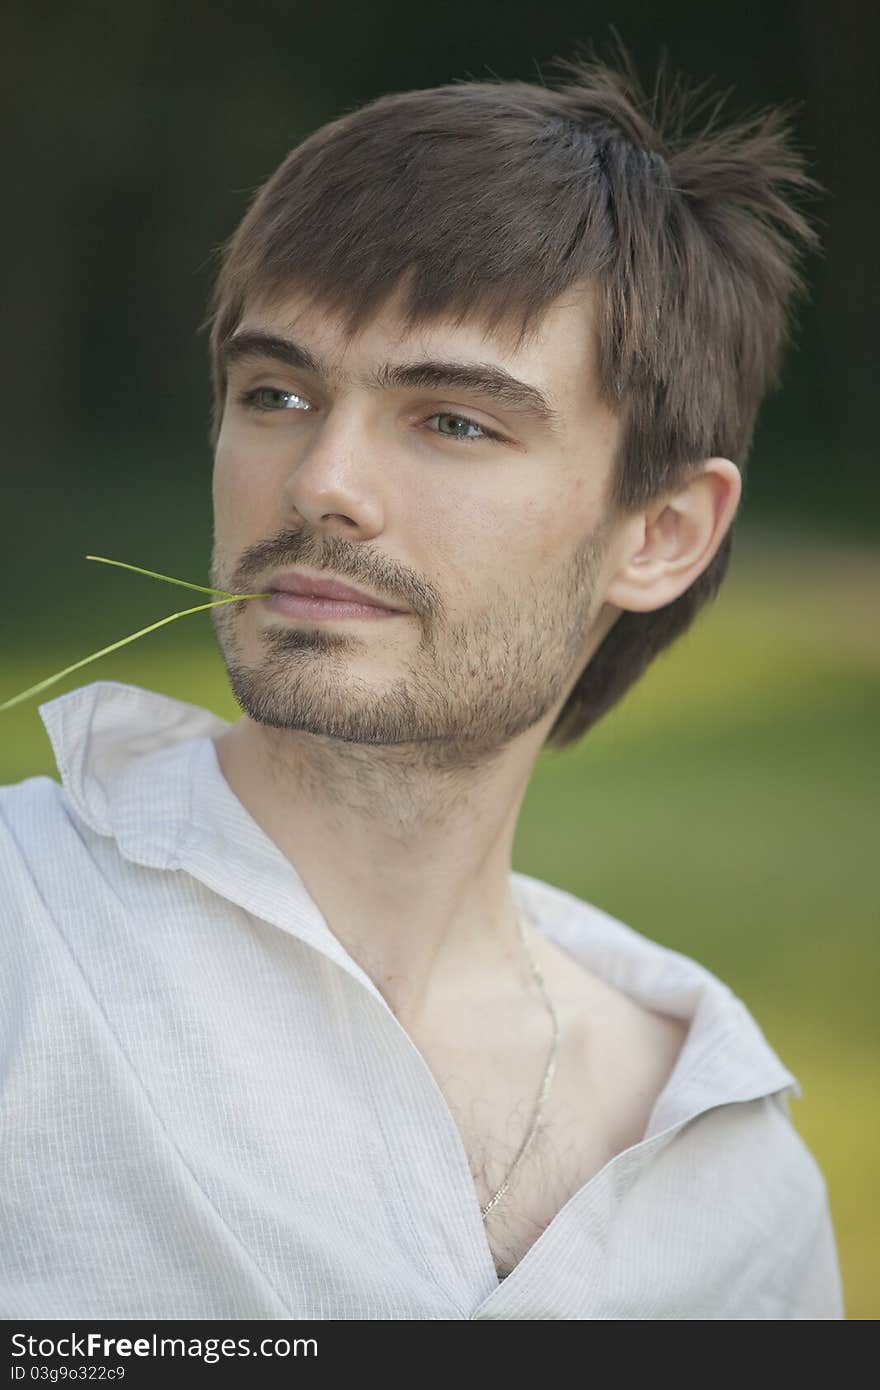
[604,459,742,614]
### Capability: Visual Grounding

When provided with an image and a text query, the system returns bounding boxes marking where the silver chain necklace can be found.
[480,911,560,1221]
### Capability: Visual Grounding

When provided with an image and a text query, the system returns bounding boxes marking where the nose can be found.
[281,400,387,540]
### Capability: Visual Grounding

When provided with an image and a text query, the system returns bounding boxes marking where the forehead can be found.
[235,279,606,431]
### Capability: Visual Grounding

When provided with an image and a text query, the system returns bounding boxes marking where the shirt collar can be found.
[37,678,802,1125]
[40,678,226,862]
[38,678,364,977]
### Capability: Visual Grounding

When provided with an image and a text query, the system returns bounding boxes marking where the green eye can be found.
[240,387,311,411]
[428,413,499,443]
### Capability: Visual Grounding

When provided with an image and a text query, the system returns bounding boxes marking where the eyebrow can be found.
[220,329,564,436]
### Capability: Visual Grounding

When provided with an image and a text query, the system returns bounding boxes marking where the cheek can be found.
[430,495,562,615]
[212,432,277,532]
[517,496,569,572]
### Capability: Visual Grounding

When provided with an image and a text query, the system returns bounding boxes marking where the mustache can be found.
[220,530,435,617]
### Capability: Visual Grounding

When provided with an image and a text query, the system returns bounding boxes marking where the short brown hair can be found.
[203,36,821,749]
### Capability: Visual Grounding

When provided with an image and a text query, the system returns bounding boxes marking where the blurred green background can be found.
[2,1,877,1319]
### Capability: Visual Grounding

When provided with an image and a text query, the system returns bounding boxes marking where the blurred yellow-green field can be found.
[1,521,876,1319]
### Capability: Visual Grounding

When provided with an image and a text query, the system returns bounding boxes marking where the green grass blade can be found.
[84,554,269,599]
[0,594,261,713]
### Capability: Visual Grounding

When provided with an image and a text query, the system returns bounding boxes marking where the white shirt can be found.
[0,679,845,1319]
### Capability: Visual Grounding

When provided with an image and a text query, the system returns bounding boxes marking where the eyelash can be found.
[235,387,505,445]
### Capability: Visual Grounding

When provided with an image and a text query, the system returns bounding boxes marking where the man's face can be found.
[210,281,622,759]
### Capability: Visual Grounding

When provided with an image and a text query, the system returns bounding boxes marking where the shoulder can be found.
[0,775,101,956]
[692,1086,829,1203]
[690,1091,844,1313]
[0,774,85,866]
[613,1092,844,1317]
[0,779,78,1046]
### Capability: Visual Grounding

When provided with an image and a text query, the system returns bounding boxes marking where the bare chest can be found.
[411,977,689,1282]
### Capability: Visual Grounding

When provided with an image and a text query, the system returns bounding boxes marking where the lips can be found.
[267,570,405,612]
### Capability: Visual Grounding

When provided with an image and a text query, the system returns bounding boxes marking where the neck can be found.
[212,714,546,1025]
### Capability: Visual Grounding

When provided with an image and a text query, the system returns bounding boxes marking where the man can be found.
[0,44,844,1318]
